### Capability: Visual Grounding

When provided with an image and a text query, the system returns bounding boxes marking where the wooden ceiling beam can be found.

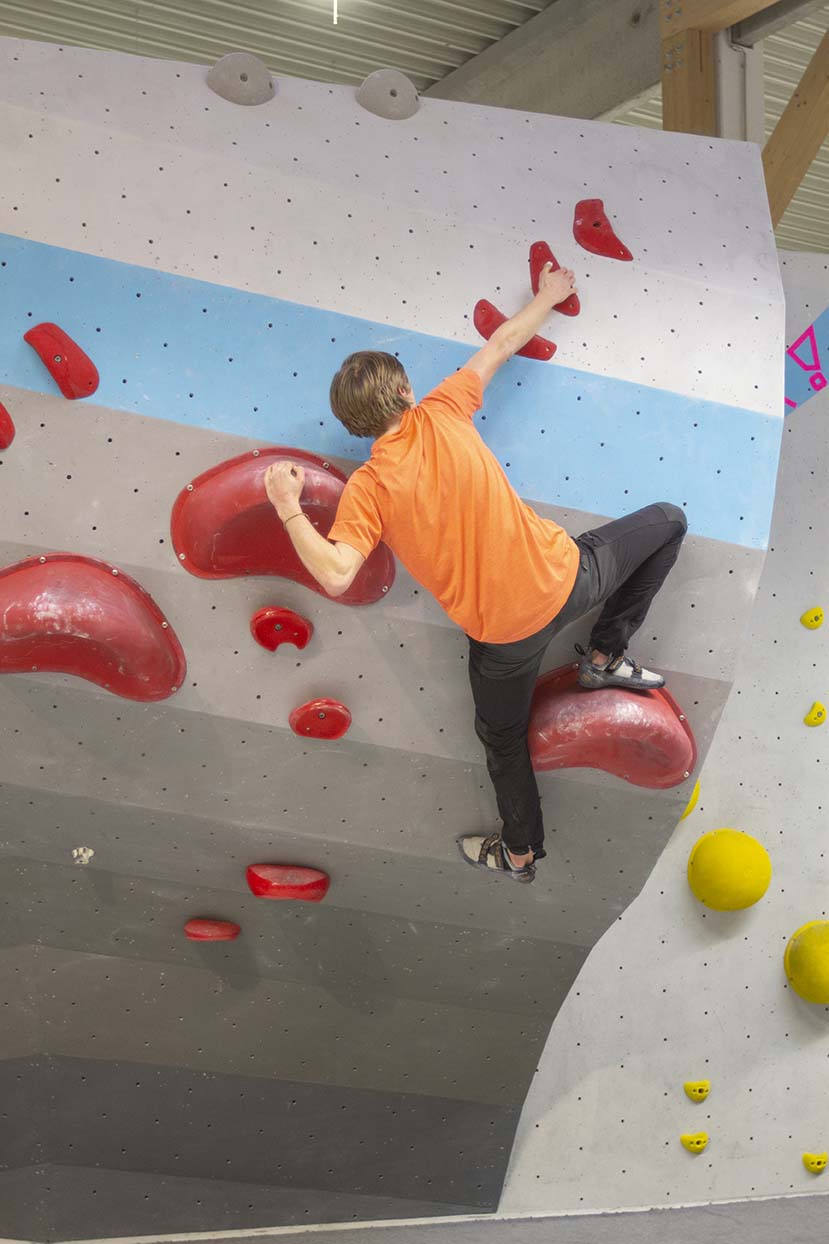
[661,0,780,37]
[763,30,829,225]
[662,27,718,134]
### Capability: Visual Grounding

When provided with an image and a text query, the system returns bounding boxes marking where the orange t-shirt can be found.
[327,368,579,644]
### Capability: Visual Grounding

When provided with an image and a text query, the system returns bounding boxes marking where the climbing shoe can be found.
[575,644,665,692]
[457,833,536,883]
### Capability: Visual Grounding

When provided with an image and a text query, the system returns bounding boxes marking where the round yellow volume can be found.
[687,829,772,911]
[785,921,829,1004]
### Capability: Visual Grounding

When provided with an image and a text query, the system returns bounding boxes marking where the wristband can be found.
[282,512,306,528]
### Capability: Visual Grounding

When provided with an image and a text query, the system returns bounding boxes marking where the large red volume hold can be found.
[529,242,581,316]
[246,864,330,902]
[528,663,695,788]
[572,199,633,262]
[0,553,186,701]
[0,402,15,450]
[23,322,100,399]
[250,606,313,652]
[171,448,395,605]
[289,697,352,740]
[473,300,556,361]
[184,919,241,941]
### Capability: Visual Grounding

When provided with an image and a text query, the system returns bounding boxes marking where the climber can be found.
[264,263,687,886]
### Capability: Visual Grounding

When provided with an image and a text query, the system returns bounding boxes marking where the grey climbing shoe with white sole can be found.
[457,833,536,883]
[575,644,665,692]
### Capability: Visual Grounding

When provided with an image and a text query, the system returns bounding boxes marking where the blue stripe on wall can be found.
[784,306,829,414]
[0,234,780,549]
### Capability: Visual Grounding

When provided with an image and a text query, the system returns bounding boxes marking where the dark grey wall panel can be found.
[10,1165,470,1243]
[9,1056,515,1210]
[0,860,587,1021]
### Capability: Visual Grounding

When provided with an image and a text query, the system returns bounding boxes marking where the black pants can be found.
[467,503,688,855]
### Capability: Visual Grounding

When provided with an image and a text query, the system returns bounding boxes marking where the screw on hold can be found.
[275,623,283,630]
[171,685,177,692]
[186,483,194,491]
[161,621,168,628]
[684,771,690,778]
[111,568,119,575]
[382,585,389,593]
[53,354,62,363]
[318,711,326,719]
[179,553,186,560]
[31,665,38,671]
[323,461,330,469]
[253,449,260,457]
[39,556,46,563]
[679,714,685,720]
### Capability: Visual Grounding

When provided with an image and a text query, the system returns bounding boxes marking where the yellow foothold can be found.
[803,701,826,727]
[684,1080,710,1103]
[679,779,700,822]
[687,829,772,911]
[784,921,829,1004]
[800,607,824,630]
[681,1132,709,1154]
[803,1152,828,1174]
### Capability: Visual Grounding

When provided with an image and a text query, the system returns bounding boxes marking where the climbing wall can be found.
[499,250,829,1215]
[0,36,783,1240]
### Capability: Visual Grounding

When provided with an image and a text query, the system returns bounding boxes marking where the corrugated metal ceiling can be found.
[613,3,829,252]
[0,0,552,91]
[0,1,826,250]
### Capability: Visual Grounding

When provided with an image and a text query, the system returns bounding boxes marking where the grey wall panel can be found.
[14,1056,515,1212]
[0,860,587,1022]
[10,1166,471,1244]
[17,946,545,1106]
[0,773,691,944]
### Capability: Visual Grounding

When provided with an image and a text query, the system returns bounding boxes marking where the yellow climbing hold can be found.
[681,1132,709,1154]
[803,1152,828,1174]
[803,701,826,727]
[687,829,772,911]
[684,1080,710,1103]
[784,921,829,1004]
[800,607,824,630]
[679,779,700,822]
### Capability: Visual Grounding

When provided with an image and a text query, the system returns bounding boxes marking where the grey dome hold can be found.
[356,68,418,120]
[207,52,275,106]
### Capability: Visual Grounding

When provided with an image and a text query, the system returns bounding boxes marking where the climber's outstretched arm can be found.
[466,263,577,388]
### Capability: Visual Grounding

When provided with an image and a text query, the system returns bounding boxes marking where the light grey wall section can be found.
[0,385,754,708]
[147,1196,829,1244]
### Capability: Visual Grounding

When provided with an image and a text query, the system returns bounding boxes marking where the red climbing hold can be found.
[171,448,395,605]
[250,606,313,652]
[474,300,556,361]
[289,697,352,740]
[184,918,241,942]
[0,552,186,701]
[23,322,100,399]
[572,199,633,262]
[528,663,695,788]
[529,242,581,316]
[0,402,15,450]
[246,864,330,902]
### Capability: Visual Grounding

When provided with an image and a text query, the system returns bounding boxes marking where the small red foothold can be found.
[250,606,313,652]
[0,402,15,450]
[529,242,581,316]
[184,918,241,941]
[573,199,633,262]
[246,864,330,902]
[289,697,352,740]
[473,300,556,361]
[23,322,100,399]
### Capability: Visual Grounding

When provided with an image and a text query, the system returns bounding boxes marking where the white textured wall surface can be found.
[499,255,829,1214]
[0,36,782,415]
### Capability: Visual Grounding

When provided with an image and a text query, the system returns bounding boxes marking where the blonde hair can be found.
[329,351,411,438]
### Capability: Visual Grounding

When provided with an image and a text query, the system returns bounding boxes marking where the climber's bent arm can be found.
[282,514,365,597]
